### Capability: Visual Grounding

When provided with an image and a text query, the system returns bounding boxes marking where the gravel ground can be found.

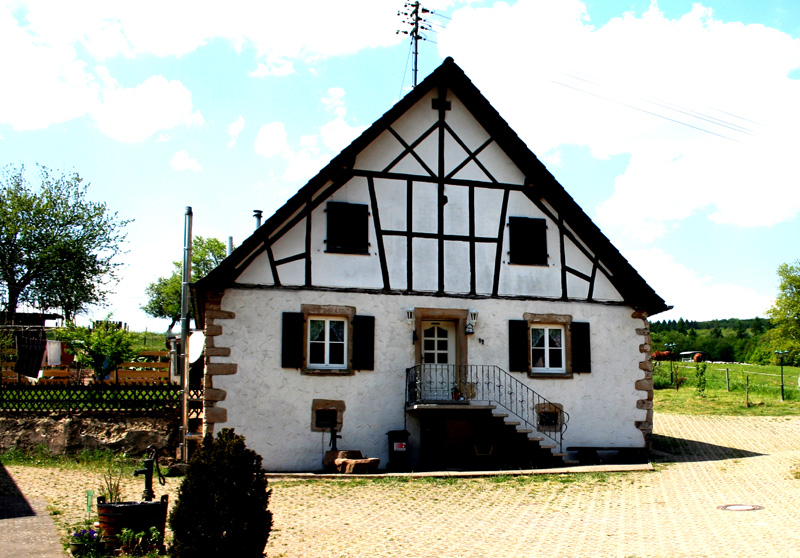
[3,412,800,558]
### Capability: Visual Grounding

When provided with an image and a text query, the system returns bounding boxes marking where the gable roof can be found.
[196,57,669,317]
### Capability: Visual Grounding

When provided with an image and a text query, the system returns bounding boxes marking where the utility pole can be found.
[398,1,432,87]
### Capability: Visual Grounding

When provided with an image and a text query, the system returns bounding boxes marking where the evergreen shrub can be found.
[168,428,272,557]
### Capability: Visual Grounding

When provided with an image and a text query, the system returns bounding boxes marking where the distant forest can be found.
[649,316,797,366]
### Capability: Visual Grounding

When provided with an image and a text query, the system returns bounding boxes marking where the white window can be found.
[530,325,564,371]
[308,317,348,369]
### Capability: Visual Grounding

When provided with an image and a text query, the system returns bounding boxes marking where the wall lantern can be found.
[406,308,415,326]
[466,309,478,335]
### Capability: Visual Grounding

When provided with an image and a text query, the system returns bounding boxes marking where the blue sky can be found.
[2,0,799,331]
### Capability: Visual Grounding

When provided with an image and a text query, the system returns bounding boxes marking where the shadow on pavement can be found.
[651,433,764,463]
[0,462,35,519]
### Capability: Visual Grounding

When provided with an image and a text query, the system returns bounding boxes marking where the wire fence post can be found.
[725,368,730,392]
[745,375,750,408]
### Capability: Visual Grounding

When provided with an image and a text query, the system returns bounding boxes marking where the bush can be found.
[695,362,707,397]
[168,428,272,557]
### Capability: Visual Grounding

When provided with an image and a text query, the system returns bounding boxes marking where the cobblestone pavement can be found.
[264,414,800,558]
[2,413,800,558]
[0,495,65,558]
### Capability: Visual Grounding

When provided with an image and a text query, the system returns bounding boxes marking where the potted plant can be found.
[68,527,104,557]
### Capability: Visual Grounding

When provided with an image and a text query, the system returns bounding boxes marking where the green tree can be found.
[768,260,800,342]
[0,164,129,321]
[142,236,227,331]
[55,318,138,378]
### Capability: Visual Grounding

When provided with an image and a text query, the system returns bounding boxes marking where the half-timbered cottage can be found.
[194,57,668,472]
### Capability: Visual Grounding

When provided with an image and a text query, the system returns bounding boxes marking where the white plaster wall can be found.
[411,182,438,234]
[212,289,648,471]
[442,186,470,237]
[565,238,594,277]
[446,92,491,151]
[593,272,625,302]
[497,191,562,297]
[374,179,406,231]
[411,238,439,292]
[355,130,403,172]
[310,180,385,290]
[479,142,525,185]
[237,251,274,285]
[391,89,438,145]
[566,273,590,299]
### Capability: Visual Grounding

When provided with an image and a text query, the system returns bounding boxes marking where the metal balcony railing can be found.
[406,364,569,451]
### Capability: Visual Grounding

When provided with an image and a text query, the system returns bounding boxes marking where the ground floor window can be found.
[531,325,564,371]
[308,317,347,369]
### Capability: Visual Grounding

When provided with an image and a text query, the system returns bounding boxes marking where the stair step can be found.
[527,435,544,441]
[504,420,521,426]
[540,444,556,450]
[517,428,533,434]
[491,412,508,418]
[553,452,568,457]
[564,460,580,466]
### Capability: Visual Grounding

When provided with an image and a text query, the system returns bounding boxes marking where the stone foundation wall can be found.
[0,413,179,457]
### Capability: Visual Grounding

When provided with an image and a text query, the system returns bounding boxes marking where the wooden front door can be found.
[420,320,456,400]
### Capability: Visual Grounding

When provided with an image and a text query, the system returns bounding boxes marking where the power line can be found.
[552,72,765,142]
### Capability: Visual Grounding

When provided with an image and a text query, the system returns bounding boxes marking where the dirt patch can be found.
[0,414,179,457]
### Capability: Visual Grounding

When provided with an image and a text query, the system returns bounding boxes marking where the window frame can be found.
[302,304,356,375]
[524,313,572,378]
[530,324,566,372]
[307,316,348,370]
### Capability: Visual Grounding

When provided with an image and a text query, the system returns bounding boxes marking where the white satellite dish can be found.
[188,330,206,362]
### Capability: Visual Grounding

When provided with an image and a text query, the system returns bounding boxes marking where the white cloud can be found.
[1,0,438,132]
[170,150,202,172]
[439,1,800,243]
[626,248,773,320]
[227,115,245,147]
[254,122,290,157]
[249,59,295,78]
[92,73,204,142]
[254,89,365,183]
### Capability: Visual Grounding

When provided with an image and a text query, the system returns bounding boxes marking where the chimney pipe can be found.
[253,209,263,230]
[227,236,233,257]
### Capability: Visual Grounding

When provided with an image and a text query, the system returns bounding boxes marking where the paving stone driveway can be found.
[265,414,800,558]
[1,413,799,558]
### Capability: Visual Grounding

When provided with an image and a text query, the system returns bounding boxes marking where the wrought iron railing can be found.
[406,364,569,451]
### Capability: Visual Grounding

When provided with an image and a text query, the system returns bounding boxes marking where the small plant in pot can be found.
[68,525,104,557]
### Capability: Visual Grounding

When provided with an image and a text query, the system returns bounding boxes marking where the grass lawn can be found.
[653,360,800,416]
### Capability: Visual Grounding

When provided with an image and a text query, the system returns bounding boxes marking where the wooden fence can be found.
[0,382,182,414]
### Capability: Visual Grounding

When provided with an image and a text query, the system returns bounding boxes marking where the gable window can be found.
[308,317,347,369]
[531,325,564,371]
[326,201,369,254]
[508,216,547,265]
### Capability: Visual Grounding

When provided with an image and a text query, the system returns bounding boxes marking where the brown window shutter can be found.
[508,319,529,372]
[281,312,304,368]
[509,217,547,265]
[351,315,375,370]
[572,322,591,373]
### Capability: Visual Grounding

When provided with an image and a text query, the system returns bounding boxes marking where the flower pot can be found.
[96,495,169,552]
[68,542,84,556]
